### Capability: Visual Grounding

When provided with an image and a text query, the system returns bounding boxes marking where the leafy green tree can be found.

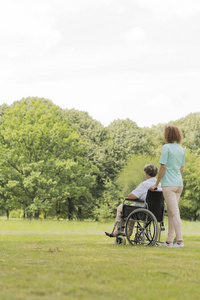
[0,98,96,219]
[175,113,200,154]
[0,174,16,219]
[93,178,123,221]
[147,124,165,155]
[0,96,199,222]
[0,103,8,121]
[105,119,155,178]
[180,151,200,221]
[63,109,107,199]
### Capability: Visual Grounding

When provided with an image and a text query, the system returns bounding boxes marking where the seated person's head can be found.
[144,164,158,177]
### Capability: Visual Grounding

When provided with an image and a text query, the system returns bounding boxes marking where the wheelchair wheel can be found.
[115,235,126,245]
[125,208,158,246]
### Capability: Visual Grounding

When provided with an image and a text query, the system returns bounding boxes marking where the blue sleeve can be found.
[159,145,168,165]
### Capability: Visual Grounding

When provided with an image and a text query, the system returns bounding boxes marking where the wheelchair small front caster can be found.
[115,235,126,245]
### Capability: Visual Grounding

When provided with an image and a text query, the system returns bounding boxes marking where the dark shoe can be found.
[105,231,116,237]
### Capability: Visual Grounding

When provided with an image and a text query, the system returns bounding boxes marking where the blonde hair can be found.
[164,125,183,144]
[144,164,158,177]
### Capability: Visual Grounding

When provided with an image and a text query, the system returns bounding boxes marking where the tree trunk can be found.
[27,212,33,220]
[78,207,82,220]
[34,210,40,219]
[68,198,73,220]
[194,210,198,221]
[6,210,9,220]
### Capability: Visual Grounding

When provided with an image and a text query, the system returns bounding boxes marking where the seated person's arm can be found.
[128,193,138,200]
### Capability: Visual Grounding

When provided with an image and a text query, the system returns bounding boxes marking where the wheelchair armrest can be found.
[123,197,145,205]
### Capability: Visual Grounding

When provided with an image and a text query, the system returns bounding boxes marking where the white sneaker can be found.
[160,241,173,247]
[173,242,185,248]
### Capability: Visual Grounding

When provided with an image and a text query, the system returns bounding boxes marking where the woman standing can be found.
[150,125,185,248]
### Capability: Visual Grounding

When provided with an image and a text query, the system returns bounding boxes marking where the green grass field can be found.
[0,218,200,300]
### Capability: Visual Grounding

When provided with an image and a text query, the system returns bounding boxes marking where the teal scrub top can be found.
[159,142,185,187]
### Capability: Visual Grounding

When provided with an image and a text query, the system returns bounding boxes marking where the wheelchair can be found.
[113,190,165,246]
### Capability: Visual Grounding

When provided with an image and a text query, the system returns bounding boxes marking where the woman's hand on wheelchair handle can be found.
[149,185,157,191]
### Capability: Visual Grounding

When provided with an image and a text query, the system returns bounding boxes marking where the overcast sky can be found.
[0,0,200,127]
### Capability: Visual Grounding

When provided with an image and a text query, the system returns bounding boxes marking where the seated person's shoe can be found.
[105,231,126,237]
[105,231,116,237]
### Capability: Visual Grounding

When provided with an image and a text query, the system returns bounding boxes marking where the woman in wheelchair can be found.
[105,163,162,238]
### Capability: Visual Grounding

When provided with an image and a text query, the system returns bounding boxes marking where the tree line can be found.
[0,97,199,221]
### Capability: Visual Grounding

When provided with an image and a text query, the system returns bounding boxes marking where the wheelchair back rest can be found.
[146,190,164,223]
